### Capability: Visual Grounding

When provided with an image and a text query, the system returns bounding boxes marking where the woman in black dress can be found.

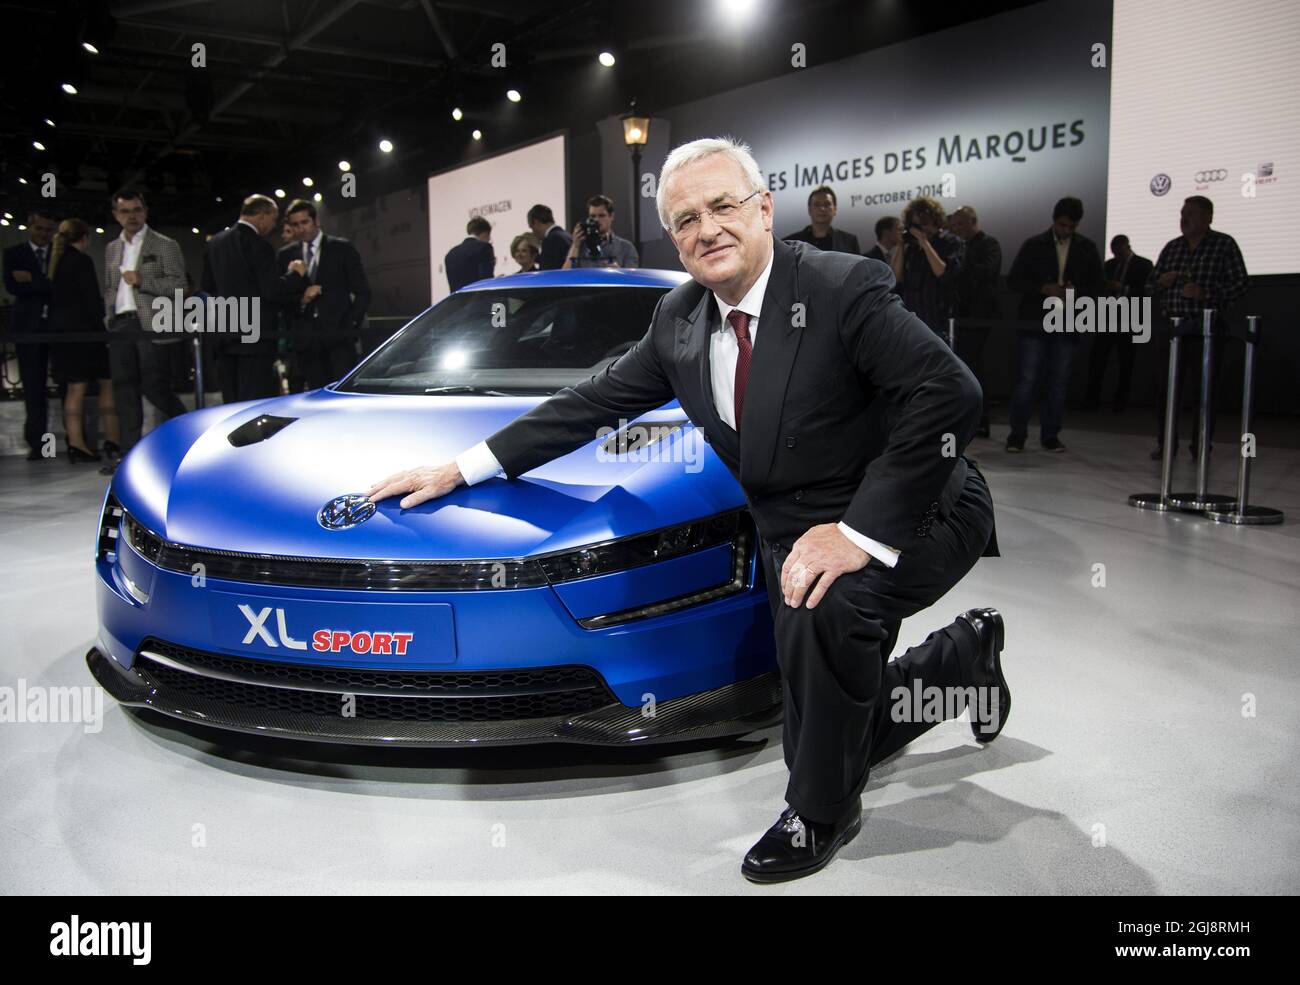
[49,218,118,462]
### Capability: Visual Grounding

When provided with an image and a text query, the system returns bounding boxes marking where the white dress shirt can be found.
[455,250,901,567]
[114,224,149,314]
[1055,235,1071,285]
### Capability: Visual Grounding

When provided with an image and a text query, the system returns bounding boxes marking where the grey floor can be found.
[2,412,1298,895]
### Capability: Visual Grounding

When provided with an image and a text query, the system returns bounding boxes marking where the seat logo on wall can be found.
[1149,173,1172,196]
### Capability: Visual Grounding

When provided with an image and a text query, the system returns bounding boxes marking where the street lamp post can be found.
[621,105,650,262]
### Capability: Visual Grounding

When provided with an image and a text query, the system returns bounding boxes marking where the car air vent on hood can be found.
[227,415,298,447]
[599,419,689,456]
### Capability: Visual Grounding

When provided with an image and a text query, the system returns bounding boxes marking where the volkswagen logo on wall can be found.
[1195,169,1228,182]
[1149,173,1172,196]
[318,493,377,530]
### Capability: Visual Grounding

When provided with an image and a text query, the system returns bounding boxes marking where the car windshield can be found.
[339,285,667,395]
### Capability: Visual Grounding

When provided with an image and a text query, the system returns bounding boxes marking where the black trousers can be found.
[217,352,279,405]
[16,336,50,452]
[108,315,187,452]
[291,342,357,392]
[1085,333,1137,409]
[758,464,996,824]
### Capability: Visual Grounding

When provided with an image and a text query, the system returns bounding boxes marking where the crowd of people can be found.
[2,189,371,472]
[4,177,1249,467]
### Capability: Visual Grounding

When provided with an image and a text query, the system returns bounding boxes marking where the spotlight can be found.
[598,51,616,67]
[506,89,521,103]
[215,195,223,203]
[61,82,78,95]
[191,227,200,234]
[19,177,28,184]
[33,140,46,151]
[472,129,482,141]
[338,160,351,172]
[0,219,8,227]
[96,227,105,234]
[379,138,393,153]
[19,224,27,230]
[451,107,463,121]
[313,192,322,203]
[83,42,99,54]
[302,177,314,187]
[274,188,286,198]
[44,118,55,127]
[2,212,11,219]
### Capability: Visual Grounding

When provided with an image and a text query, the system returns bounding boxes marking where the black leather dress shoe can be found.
[956,608,1010,743]
[741,798,862,884]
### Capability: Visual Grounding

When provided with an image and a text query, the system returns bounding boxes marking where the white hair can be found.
[655,136,766,231]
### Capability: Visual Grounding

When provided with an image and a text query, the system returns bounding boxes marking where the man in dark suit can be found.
[2,209,57,459]
[864,215,900,263]
[201,195,306,405]
[367,137,1007,884]
[783,184,861,254]
[1084,234,1152,413]
[1005,196,1104,453]
[527,204,572,271]
[445,217,495,292]
[280,199,372,391]
[950,206,1003,437]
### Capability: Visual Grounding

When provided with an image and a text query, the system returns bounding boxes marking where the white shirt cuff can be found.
[837,521,901,568]
[455,441,505,486]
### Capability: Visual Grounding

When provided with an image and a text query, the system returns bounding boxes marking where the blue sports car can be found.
[87,268,781,746]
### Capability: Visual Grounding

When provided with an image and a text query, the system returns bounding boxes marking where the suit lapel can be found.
[739,236,801,489]
[674,286,727,439]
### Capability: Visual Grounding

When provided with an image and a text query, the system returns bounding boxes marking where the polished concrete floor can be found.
[2,413,1297,895]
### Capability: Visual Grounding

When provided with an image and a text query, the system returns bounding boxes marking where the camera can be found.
[580,215,604,259]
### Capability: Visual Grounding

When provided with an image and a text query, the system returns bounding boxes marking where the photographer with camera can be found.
[890,195,963,338]
[563,194,639,268]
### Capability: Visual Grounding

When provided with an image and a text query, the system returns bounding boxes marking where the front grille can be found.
[134,639,616,723]
[118,508,753,596]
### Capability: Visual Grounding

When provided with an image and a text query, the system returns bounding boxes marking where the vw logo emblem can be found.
[1149,173,1172,196]
[318,493,376,531]
[1195,169,1227,182]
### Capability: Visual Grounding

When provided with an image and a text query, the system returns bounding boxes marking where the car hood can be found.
[115,389,742,560]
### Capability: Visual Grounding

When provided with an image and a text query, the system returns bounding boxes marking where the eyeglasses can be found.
[670,190,762,237]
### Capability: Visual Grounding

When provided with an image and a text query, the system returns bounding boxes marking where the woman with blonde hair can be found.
[508,232,541,273]
[49,217,118,462]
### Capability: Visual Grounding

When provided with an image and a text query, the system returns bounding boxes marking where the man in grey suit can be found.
[102,188,188,464]
[368,137,1008,884]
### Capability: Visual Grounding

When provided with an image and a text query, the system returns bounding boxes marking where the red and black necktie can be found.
[728,309,752,430]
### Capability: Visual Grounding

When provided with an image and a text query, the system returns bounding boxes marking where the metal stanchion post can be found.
[1169,309,1236,512]
[947,316,956,349]
[191,336,205,410]
[1207,316,1283,525]
[1129,316,1183,511]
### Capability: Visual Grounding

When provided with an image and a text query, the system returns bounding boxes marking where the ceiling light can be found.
[471,129,482,141]
[598,52,616,67]
[61,82,78,95]
[338,160,351,172]
[506,89,521,103]
[379,138,393,153]
[451,107,463,121]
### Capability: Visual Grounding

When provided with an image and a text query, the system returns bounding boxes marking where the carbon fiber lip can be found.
[86,646,782,748]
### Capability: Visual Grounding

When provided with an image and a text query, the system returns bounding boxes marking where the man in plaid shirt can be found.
[1146,195,1248,459]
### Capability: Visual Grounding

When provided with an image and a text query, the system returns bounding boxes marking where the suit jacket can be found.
[2,241,53,336]
[1104,252,1153,297]
[277,235,372,352]
[783,225,862,255]
[50,247,105,334]
[864,244,888,262]
[445,237,495,292]
[103,227,187,334]
[538,225,572,271]
[202,221,304,354]
[957,230,1003,320]
[484,236,996,558]
[1007,228,1104,323]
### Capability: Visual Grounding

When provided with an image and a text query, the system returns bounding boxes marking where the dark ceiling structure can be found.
[1,0,1037,232]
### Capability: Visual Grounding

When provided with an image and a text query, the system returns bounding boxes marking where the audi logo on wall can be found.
[1195,169,1228,182]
